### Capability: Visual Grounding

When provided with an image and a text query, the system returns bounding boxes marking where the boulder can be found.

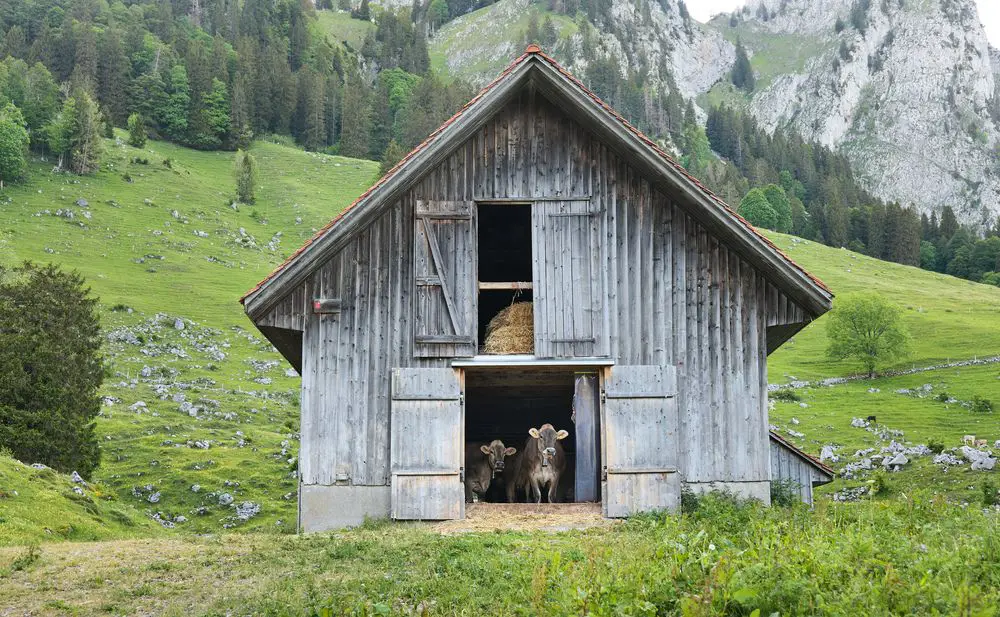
[218,492,234,506]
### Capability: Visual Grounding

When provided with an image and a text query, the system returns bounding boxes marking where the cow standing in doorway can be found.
[464,440,516,502]
[508,424,569,503]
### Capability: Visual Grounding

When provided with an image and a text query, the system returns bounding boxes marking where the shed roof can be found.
[769,431,835,482]
[242,46,832,320]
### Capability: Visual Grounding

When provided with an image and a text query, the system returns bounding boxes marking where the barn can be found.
[240,46,834,531]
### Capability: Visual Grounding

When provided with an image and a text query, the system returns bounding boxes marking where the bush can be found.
[0,263,103,478]
[770,479,801,507]
[970,395,993,414]
[770,388,801,402]
[983,480,998,506]
[126,113,147,149]
[927,439,945,454]
[871,470,892,496]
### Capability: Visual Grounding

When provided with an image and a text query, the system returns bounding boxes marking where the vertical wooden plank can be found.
[573,373,600,502]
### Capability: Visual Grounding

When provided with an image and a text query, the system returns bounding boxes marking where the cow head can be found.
[480,440,516,478]
[528,424,568,467]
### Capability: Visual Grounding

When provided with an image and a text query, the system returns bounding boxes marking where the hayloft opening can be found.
[477,203,534,353]
[463,367,600,504]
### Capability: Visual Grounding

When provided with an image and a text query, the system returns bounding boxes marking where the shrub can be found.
[983,480,998,506]
[770,479,801,507]
[936,392,951,403]
[234,149,258,204]
[927,439,945,454]
[770,388,801,402]
[970,395,993,414]
[126,113,146,148]
[871,470,892,496]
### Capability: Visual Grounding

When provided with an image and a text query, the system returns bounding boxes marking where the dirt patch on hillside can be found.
[432,502,615,534]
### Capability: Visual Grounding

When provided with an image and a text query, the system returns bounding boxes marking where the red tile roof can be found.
[241,46,830,305]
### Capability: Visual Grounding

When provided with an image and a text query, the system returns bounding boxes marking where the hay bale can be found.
[482,301,534,354]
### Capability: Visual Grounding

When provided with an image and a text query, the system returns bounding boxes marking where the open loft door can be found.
[532,199,606,358]
[602,365,680,517]
[390,368,464,520]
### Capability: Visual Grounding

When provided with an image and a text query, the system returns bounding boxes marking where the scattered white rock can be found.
[218,492,234,506]
[820,445,839,462]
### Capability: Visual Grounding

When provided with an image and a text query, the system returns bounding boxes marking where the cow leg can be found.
[529,478,542,504]
[548,477,559,504]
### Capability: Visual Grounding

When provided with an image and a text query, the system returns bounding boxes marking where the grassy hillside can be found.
[1,134,378,540]
[314,8,375,51]
[0,456,162,546]
[429,2,577,83]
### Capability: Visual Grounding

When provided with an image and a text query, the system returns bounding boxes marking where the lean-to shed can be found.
[241,46,834,531]
[769,432,835,506]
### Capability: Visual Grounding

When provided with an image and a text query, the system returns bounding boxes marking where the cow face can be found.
[528,424,569,467]
[480,440,517,478]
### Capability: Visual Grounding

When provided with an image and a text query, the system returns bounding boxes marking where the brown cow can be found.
[507,424,569,504]
[464,440,516,502]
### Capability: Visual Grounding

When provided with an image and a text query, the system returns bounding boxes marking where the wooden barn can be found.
[769,432,834,506]
[241,46,834,531]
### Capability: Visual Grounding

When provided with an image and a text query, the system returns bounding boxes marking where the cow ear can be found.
[505,447,517,456]
[556,430,569,440]
[480,445,491,455]
[528,428,540,438]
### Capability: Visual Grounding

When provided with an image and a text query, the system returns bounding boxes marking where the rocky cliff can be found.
[427,0,1000,223]
[726,0,1000,225]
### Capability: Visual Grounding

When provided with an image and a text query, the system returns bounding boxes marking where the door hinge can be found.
[601,466,608,481]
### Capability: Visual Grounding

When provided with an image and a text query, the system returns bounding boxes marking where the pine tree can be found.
[338,74,372,158]
[939,206,958,240]
[0,102,29,188]
[234,148,258,203]
[295,67,326,151]
[0,263,104,478]
[71,24,98,94]
[68,90,103,175]
[127,113,147,148]
[163,64,191,141]
[825,200,850,247]
[379,139,407,175]
[97,29,130,124]
[731,41,755,92]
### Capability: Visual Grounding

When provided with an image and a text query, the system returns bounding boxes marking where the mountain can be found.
[711,0,1000,227]
[430,0,1000,225]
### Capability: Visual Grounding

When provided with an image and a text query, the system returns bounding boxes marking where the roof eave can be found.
[242,57,538,320]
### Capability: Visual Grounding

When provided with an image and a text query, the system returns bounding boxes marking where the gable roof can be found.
[769,431,835,482]
[241,46,832,320]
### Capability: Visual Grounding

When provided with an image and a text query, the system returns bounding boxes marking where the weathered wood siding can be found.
[603,365,680,516]
[264,90,810,492]
[769,437,829,506]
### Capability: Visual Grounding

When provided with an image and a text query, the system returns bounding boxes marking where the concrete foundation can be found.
[683,481,771,505]
[299,484,391,532]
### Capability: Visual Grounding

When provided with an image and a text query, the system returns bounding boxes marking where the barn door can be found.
[390,368,464,520]
[532,199,606,358]
[602,365,680,517]
[413,200,477,358]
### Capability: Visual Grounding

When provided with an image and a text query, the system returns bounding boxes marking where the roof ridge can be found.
[242,47,830,307]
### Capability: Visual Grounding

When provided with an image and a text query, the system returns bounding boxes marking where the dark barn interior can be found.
[477,203,534,350]
[464,367,599,503]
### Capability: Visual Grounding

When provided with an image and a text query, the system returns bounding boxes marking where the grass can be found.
[429,3,577,83]
[0,455,163,547]
[698,19,834,111]
[764,232,1000,382]
[0,494,997,615]
[0,133,378,539]
[313,8,375,51]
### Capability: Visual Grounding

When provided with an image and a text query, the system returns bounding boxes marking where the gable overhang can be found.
[241,49,833,327]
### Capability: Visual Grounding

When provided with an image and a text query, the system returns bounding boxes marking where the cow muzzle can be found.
[542,447,555,466]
